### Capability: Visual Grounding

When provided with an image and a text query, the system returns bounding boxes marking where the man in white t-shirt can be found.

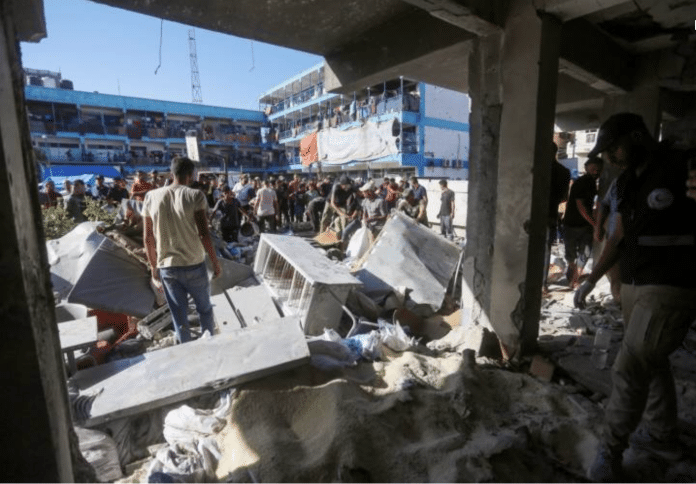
[254,179,279,233]
[142,156,222,344]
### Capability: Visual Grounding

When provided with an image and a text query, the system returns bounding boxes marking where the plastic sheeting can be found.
[147,392,231,482]
[68,236,155,318]
[316,117,399,165]
[47,222,107,300]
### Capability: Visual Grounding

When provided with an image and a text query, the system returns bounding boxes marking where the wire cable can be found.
[154,19,164,75]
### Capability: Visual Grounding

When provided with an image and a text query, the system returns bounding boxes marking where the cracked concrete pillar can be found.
[0,2,74,480]
[463,0,561,359]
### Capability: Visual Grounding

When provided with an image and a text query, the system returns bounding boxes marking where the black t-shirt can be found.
[617,147,696,287]
[330,183,353,208]
[549,161,570,217]
[213,198,241,229]
[563,174,597,228]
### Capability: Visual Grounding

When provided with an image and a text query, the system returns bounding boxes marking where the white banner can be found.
[317,117,399,165]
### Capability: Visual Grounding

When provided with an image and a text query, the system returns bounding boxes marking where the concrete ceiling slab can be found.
[89,0,414,55]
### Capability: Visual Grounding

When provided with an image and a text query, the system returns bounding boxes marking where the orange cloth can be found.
[130,180,155,201]
[300,132,318,166]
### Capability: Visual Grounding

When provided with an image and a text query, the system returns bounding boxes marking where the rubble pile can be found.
[48,212,696,483]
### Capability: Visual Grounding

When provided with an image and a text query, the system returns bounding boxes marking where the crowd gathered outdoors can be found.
[38,167,459,246]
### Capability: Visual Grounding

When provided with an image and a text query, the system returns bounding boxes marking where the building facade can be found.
[25,69,270,179]
[258,62,471,179]
[25,66,471,180]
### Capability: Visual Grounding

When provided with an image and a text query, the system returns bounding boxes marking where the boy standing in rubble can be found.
[143,156,222,344]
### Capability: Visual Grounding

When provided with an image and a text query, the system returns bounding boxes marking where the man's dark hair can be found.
[585,156,603,169]
[73,179,85,187]
[170,156,195,181]
[410,176,418,183]
[439,179,448,187]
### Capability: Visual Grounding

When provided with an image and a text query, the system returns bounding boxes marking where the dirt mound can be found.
[216,351,601,482]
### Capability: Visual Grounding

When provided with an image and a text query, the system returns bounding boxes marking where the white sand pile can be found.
[215,350,602,482]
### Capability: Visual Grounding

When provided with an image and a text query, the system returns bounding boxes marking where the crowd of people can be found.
[38,167,460,248]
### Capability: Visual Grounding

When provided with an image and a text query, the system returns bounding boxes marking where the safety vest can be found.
[617,147,696,287]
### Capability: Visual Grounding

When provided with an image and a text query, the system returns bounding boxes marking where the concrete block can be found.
[529,354,555,382]
[58,316,98,352]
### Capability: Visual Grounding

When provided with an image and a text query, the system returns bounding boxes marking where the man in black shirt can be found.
[319,175,354,234]
[544,142,571,290]
[562,156,602,287]
[575,113,696,482]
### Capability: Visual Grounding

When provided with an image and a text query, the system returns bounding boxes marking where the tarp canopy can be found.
[43,175,97,191]
[40,164,122,183]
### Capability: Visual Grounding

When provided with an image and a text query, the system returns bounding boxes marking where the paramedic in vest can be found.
[573,113,696,482]
[143,156,222,344]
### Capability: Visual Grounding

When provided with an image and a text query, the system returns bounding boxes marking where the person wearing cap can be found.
[106,177,129,207]
[437,179,455,239]
[397,187,429,226]
[574,113,696,482]
[130,170,155,201]
[320,175,354,234]
[562,156,603,288]
[92,175,109,200]
[341,180,388,249]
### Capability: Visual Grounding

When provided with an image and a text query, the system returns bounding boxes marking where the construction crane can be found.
[188,29,203,103]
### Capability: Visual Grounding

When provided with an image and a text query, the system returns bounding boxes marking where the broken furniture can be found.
[253,234,362,335]
[69,316,310,427]
[59,316,98,374]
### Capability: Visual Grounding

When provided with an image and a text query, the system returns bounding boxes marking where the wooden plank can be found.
[211,293,242,332]
[225,285,282,329]
[69,317,309,426]
[58,316,98,352]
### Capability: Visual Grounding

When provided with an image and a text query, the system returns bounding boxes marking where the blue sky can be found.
[20,0,322,110]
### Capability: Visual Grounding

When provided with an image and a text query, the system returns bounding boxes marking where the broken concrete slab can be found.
[210,293,242,332]
[58,316,98,352]
[353,212,461,316]
[225,285,281,329]
[69,316,309,427]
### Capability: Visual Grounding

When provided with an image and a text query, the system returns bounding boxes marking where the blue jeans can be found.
[158,262,214,343]
[440,215,454,238]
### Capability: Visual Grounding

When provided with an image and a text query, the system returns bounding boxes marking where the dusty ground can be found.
[118,274,696,483]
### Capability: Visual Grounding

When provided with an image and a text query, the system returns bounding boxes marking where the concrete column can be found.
[463,0,561,359]
[0,5,73,481]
